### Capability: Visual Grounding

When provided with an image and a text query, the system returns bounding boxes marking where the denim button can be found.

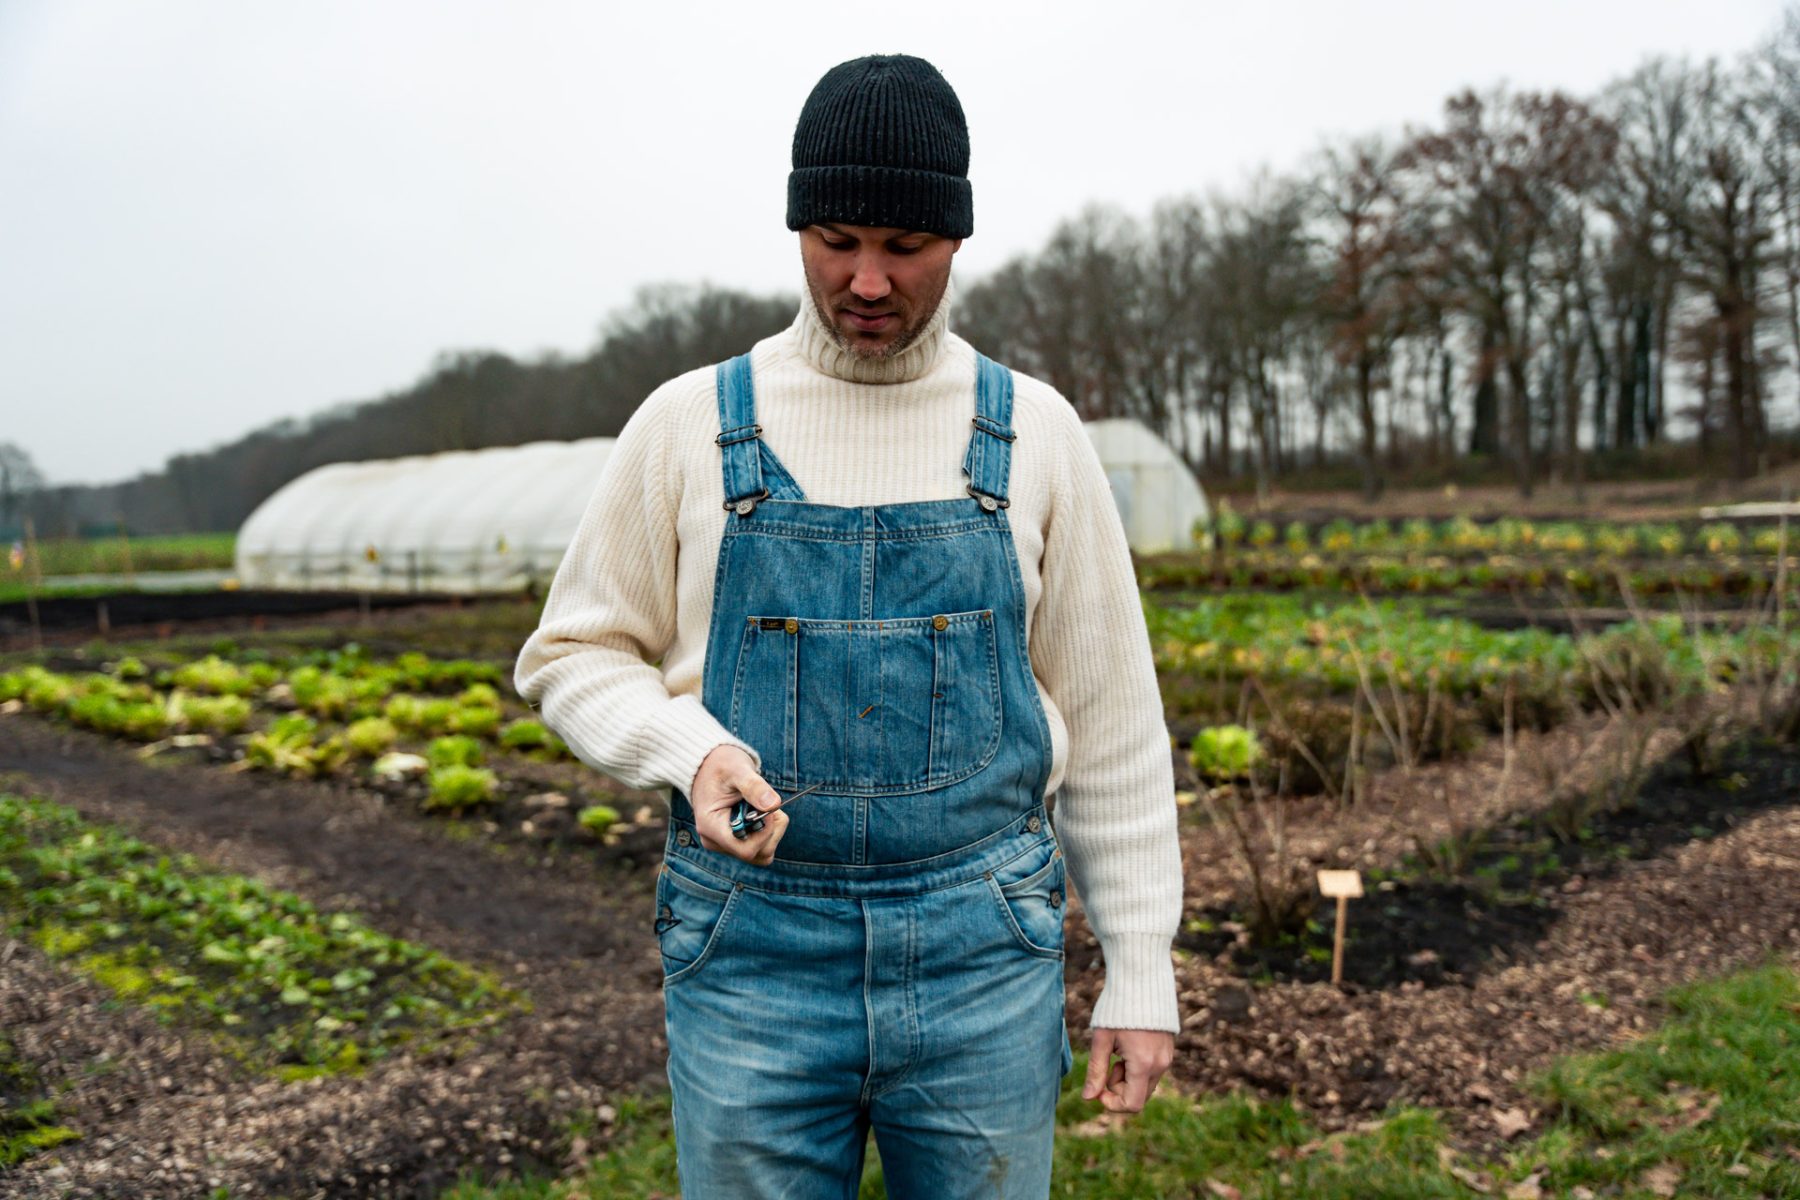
[932,614,948,631]
[1049,890,1062,908]
[659,905,673,919]
[978,494,998,511]
[784,618,798,634]
[1025,815,1041,833]
[676,828,693,846]
[734,498,754,515]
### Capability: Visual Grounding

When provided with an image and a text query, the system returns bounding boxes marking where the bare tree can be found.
[0,442,46,529]
[1312,136,1414,499]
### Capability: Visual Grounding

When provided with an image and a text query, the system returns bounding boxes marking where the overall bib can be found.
[657,350,1073,1199]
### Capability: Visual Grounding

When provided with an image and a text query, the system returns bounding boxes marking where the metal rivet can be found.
[784,618,798,634]
[659,905,672,919]
[932,614,948,631]
[979,494,998,511]
[676,828,692,846]
[734,498,754,515]
[1026,815,1042,833]
[1049,890,1062,908]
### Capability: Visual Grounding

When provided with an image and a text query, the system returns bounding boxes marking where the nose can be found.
[849,252,892,305]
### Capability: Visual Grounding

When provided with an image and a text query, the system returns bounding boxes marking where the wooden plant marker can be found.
[1317,869,1364,986]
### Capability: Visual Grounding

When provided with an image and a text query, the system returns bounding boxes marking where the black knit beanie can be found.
[786,54,972,239]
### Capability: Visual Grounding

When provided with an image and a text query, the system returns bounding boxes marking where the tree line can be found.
[9,286,795,538]
[8,7,1798,537]
[960,9,1800,499]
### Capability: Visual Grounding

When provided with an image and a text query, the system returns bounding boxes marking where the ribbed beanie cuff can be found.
[787,165,972,239]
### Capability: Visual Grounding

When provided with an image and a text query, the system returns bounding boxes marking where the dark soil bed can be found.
[1180,740,1800,989]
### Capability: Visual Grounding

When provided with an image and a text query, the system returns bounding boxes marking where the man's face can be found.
[800,223,963,360]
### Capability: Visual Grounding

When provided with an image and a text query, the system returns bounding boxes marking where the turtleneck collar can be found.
[790,276,954,385]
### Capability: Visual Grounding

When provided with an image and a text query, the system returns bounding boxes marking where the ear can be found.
[950,237,965,254]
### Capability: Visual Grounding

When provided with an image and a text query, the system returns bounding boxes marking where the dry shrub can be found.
[1199,751,1317,945]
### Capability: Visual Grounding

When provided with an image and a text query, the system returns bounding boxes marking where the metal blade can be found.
[755,780,823,818]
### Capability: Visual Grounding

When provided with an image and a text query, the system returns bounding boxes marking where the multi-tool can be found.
[729,781,823,839]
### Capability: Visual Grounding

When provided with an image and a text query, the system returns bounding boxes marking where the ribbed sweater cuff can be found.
[636,694,763,796]
[1088,932,1180,1033]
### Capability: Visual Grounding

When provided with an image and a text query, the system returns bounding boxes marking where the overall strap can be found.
[714,353,807,514]
[715,354,767,514]
[962,351,1016,510]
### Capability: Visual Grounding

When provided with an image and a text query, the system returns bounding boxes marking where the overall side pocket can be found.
[654,863,742,987]
[985,842,1067,962]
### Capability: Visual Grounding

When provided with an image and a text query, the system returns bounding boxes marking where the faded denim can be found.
[660,350,1071,1198]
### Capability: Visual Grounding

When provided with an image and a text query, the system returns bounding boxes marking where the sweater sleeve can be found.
[1032,407,1184,1034]
[512,382,762,796]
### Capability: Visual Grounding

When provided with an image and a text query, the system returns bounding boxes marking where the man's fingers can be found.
[750,812,787,864]
[1119,1054,1153,1112]
[1082,1028,1115,1100]
[1096,1060,1140,1114]
[1090,1031,1174,1115]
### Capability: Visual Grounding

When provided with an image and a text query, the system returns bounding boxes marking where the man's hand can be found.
[1082,1028,1174,1114]
[690,745,787,866]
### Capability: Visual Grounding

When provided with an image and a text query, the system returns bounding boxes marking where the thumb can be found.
[1083,1028,1115,1100]
[737,767,779,811]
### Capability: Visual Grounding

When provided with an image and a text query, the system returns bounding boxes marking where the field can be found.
[1,512,1797,1198]
[1,533,238,607]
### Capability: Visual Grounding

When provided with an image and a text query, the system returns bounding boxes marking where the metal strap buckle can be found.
[970,415,1016,442]
[724,487,771,515]
[966,484,1009,511]
[715,422,763,447]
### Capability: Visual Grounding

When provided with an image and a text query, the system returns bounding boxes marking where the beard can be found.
[806,271,949,361]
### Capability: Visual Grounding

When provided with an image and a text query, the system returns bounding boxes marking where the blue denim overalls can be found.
[657,349,1073,1199]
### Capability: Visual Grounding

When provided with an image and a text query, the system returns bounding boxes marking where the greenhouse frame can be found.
[233,419,1209,593]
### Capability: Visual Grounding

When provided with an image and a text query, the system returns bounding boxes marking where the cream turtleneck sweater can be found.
[514,281,1183,1033]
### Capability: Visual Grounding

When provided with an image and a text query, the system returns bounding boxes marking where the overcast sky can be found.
[2,0,1789,486]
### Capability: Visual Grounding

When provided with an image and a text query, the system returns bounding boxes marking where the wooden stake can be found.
[1317,869,1364,987]
[1332,897,1348,984]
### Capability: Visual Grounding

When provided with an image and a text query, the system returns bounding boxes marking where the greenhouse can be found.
[233,419,1208,592]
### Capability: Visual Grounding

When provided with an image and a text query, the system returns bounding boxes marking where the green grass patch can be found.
[433,959,1800,1198]
[22,532,237,576]
[0,791,528,1079]
[1521,959,1800,1197]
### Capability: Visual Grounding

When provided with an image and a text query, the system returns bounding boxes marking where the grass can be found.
[426,958,1799,1199]
[1523,960,1800,1196]
[0,790,529,1080]
[17,532,236,576]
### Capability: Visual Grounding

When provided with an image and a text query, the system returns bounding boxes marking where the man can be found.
[514,53,1182,1198]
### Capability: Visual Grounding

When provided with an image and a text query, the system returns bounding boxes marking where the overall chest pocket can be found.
[729,609,1003,795]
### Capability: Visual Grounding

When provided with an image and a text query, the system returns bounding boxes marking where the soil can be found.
[0,593,544,658]
[1182,739,1800,989]
[0,590,455,643]
[2,701,1797,1196]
